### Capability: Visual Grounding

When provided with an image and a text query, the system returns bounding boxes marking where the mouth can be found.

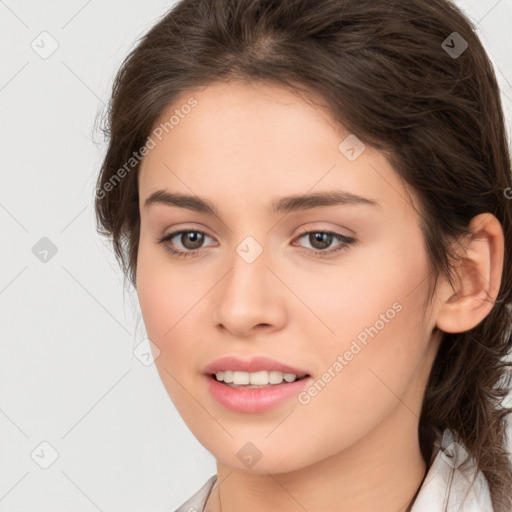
[205,370,313,413]
[208,371,311,389]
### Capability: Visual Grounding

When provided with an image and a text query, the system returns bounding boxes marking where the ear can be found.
[436,213,505,334]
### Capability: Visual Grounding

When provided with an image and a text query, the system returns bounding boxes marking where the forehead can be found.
[142,80,345,165]
[137,80,417,220]
[167,79,331,127]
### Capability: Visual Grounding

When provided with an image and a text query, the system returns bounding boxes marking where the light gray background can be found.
[1,1,511,511]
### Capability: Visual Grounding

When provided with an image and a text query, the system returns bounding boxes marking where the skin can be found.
[135,81,504,512]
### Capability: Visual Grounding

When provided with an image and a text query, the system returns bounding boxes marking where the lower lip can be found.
[205,374,312,413]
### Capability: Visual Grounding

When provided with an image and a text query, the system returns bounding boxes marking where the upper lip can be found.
[203,356,310,377]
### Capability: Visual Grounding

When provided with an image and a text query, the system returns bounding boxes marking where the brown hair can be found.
[94,0,512,509]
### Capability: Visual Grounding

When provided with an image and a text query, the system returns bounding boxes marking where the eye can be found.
[292,229,356,258]
[158,229,215,259]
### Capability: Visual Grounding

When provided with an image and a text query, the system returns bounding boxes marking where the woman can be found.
[94,0,512,510]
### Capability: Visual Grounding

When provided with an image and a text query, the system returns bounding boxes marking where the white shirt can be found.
[173,429,494,512]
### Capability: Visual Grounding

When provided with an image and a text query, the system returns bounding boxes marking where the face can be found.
[136,80,441,474]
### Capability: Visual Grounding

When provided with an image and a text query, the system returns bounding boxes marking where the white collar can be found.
[411,428,493,511]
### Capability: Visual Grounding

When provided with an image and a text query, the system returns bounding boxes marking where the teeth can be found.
[214,370,302,386]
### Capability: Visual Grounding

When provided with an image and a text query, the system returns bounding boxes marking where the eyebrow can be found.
[144,189,380,215]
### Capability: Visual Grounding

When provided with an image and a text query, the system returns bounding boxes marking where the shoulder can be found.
[173,474,218,512]
[411,429,494,512]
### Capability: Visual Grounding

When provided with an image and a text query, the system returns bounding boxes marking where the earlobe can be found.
[436,213,504,334]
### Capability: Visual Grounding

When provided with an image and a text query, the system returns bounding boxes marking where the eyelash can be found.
[158,228,356,260]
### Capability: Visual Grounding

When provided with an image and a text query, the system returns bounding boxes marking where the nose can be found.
[212,241,287,338]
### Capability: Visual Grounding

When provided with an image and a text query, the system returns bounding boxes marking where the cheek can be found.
[287,286,429,463]
[136,256,169,341]
[294,234,431,404]
[136,239,208,382]
[136,249,198,414]
[136,240,186,354]
[285,241,423,352]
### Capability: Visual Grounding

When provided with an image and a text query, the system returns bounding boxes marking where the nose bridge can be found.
[235,234,266,267]
[225,233,270,303]
[212,232,285,334]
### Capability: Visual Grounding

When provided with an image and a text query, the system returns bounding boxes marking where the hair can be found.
[94,0,512,509]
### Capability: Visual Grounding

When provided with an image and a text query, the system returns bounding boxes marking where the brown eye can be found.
[158,229,214,259]
[293,229,356,259]
[308,232,333,250]
[179,231,205,250]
